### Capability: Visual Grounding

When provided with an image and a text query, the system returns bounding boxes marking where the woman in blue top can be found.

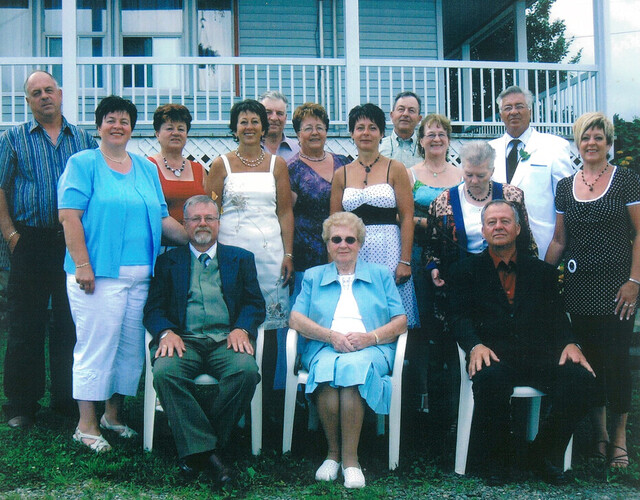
[290,212,406,488]
[58,95,186,453]
[407,114,462,413]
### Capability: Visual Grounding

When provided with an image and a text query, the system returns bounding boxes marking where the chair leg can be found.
[251,376,262,456]
[282,377,298,454]
[143,360,156,452]
[563,435,573,471]
[388,411,401,471]
[525,396,542,442]
[454,380,474,475]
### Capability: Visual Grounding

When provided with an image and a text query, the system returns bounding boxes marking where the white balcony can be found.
[1,56,598,138]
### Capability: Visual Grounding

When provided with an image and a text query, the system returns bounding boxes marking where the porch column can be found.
[461,43,473,125]
[593,0,611,117]
[344,0,360,114]
[514,0,528,89]
[61,0,78,123]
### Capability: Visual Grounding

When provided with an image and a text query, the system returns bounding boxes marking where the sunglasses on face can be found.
[330,236,357,245]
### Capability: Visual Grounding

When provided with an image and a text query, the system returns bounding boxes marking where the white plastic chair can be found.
[282,328,408,470]
[454,343,572,474]
[143,326,265,455]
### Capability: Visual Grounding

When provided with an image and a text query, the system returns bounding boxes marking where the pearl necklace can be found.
[163,156,186,177]
[581,163,609,191]
[235,149,265,168]
[300,151,327,162]
[467,182,492,202]
[100,149,128,164]
[359,154,380,186]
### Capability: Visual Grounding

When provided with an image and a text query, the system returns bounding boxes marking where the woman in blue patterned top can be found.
[407,114,462,413]
[58,95,186,453]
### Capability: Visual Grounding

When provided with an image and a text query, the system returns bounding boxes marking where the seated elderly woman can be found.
[289,211,407,489]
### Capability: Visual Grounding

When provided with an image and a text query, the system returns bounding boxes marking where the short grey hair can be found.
[259,90,288,107]
[481,199,521,226]
[460,140,496,170]
[496,85,533,111]
[183,195,218,219]
[24,70,59,94]
[322,212,366,245]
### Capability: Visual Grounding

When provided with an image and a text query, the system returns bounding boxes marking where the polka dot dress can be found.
[343,183,420,328]
[555,166,640,315]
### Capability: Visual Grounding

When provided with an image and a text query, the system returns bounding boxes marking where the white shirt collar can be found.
[506,126,533,148]
[189,242,217,260]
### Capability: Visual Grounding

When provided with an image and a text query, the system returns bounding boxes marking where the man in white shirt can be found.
[489,85,575,258]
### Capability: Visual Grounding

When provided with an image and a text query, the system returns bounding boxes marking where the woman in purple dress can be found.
[288,103,349,295]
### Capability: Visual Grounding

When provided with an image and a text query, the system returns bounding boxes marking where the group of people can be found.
[1,70,637,489]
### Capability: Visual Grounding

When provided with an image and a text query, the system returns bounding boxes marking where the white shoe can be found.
[342,465,365,488]
[315,459,340,481]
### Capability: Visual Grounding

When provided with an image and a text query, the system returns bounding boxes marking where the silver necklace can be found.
[163,156,186,177]
[235,149,265,168]
[425,160,447,178]
[300,151,327,162]
[100,149,128,164]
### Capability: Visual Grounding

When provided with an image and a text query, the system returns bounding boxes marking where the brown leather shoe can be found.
[7,415,34,430]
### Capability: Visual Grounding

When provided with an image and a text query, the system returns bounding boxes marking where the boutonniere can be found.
[519,149,531,162]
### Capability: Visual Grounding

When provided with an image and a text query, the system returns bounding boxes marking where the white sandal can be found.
[73,428,112,453]
[100,415,138,438]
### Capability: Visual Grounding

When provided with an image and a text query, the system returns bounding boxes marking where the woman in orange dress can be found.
[148,104,205,223]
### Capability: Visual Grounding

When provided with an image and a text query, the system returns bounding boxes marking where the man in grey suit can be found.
[143,195,265,485]
[489,86,575,258]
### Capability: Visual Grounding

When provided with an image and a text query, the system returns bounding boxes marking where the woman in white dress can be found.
[330,103,418,328]
[206,99,294,407]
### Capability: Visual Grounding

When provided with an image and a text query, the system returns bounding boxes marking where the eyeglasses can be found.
[424,132,448,140]
[501,103,529,112]
[330,236,357,245]
[184,216,219,224]
[301,125,327,134]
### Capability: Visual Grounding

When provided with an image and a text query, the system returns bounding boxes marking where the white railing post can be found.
[461,44,473,125]
[515,0,528,90]
[593,0,611,117]
[61,0,78,123]
[344,0,361,113]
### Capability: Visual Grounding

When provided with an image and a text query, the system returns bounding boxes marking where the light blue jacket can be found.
[292,258,406,365]
[58,149,168,278]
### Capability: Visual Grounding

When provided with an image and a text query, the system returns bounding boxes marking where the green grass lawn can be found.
[0,315,639,498]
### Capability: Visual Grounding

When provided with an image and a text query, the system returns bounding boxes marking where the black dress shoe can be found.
[531,457,567,485]
[7,415,34,430]
[207,452,233,484]
[177,459,199,481]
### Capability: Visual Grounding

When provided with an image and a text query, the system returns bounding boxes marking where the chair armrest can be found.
[391,331,408,376]
[255,324,265,372]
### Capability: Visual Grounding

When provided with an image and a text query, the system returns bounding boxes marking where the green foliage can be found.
[472,0,581,64]
[614,115,640,175]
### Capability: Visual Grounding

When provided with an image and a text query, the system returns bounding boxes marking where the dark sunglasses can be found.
[330,236,357,245]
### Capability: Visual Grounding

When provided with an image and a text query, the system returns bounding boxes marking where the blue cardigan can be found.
[292,258,406,365]
[58,149,168,278]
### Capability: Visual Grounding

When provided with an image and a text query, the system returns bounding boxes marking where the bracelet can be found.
[373,332,380,345]
[160,331,171,340]
[76,262,91,268]
[284,253,293,259]
[399,260,411,267]
[629,278,640,286]
[7,230,18,242]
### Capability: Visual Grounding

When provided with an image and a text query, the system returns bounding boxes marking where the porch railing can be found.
[1,56,598,137]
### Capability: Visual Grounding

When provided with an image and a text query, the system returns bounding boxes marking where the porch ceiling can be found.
[442,0,535,55]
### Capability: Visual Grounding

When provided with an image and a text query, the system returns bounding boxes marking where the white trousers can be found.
[67,266,151,401]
